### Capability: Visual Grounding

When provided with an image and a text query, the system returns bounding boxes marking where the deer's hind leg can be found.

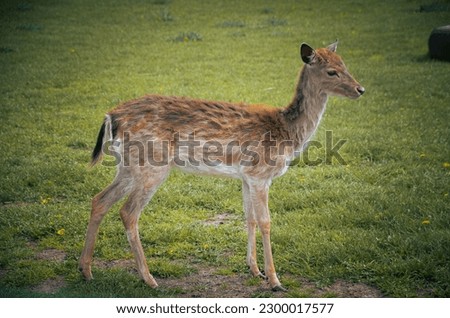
[79,171,132,281]
[119,167,169,287]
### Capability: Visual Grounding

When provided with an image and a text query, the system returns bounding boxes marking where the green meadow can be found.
[0,0,449,297]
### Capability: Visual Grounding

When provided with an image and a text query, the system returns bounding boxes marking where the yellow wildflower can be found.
[57,228,65,236]
[40,197,50,205]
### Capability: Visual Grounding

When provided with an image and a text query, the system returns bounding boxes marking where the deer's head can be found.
[300,41,365,99]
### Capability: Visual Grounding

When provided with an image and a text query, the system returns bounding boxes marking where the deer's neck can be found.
[282,66,328,150]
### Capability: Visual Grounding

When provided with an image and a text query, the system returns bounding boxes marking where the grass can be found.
[0,0,449,297]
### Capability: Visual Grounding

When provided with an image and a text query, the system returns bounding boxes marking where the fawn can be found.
[79,41,364,291]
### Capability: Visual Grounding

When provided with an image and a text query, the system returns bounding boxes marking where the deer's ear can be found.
[327,40,338,52]
[300,43,316,64]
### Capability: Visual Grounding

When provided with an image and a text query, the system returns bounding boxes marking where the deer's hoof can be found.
[143,276,159,288]
[271,284,288,292]
[79,266,93,281]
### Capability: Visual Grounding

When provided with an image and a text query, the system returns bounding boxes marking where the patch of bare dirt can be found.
[202,211,239,227]
[322,279,382,297]
[24,242,68,294]
[31,276,66,294]
[27,241,67,262]
[160,267,268,297]
[35,248,66,262]
[158,267,383,298]
[2,201,34,208]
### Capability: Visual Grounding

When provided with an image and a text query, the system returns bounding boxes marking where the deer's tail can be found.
[91,114,114,166]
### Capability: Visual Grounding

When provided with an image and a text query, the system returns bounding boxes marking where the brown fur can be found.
[79,42,364,291]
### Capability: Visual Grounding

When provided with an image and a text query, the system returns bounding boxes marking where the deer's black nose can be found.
[357,86,365,95]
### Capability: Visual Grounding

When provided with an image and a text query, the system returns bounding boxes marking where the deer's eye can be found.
[327,70,338,77]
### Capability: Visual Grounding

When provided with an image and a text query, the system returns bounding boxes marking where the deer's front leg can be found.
[242,180,265,279]
[249,180,286,291]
